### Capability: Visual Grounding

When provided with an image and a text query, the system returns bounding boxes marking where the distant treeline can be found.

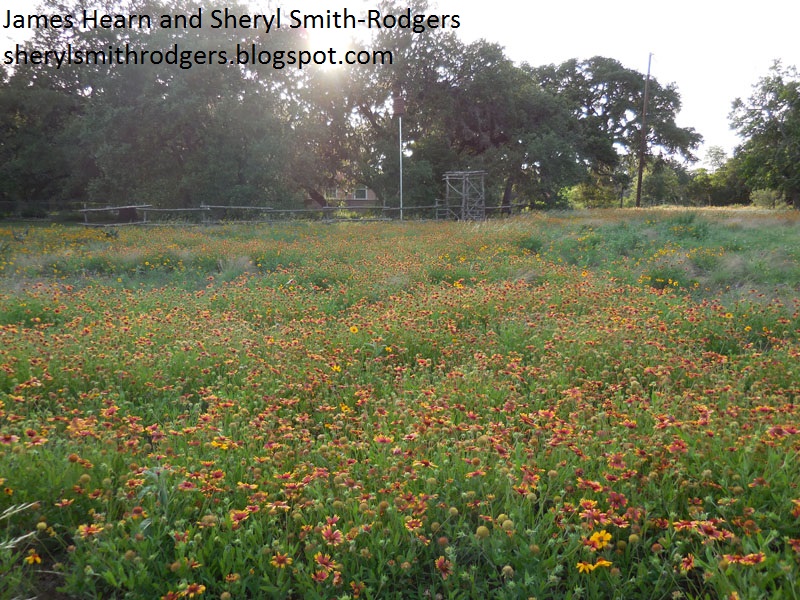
[1,0,797,218]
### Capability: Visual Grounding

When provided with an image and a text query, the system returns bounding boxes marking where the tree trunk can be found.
[306,188,328,208]
[792,189,799,210]
[501,175,514,215]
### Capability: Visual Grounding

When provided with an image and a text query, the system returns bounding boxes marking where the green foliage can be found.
[688,160,751,207]
[1,214,800,598]
[0,297,64,327]
[663,211,709,239]
[532,57,702,169]
[2,0,300,212]
[516,236,544,254]
[0,84,78,213]
[603,222,646,257]
[731,61,800,209]
[0,503,39,600]
[641,160,685,206]
[750,189,785,209]
[567,178,620,208]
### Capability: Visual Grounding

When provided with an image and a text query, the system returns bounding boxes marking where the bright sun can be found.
[304,25,357,57]
[302,26,359,71]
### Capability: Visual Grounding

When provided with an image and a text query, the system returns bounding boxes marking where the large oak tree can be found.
[731,61,800,209]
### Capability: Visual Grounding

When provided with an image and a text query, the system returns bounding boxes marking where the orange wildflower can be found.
[680,554,695,572]
[271,552,293,568]
[434,555,453,580]
[321,525,343,546]
[76,523,103,538]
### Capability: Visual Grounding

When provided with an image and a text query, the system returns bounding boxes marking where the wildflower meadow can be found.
[1,209,799,599]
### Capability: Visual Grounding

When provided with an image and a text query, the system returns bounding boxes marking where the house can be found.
[306,185,381,209]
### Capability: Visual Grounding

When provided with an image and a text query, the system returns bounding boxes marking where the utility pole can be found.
[635,53,653,208]
[393,93,406,221]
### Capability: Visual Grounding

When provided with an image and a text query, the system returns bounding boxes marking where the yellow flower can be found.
[589,529,612,550]
[576,561,596,573]
[349,325,359,333]
[594,557,613,569]
[25,549,42,565]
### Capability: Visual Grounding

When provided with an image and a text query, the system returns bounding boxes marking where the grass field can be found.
[1,209,799,599]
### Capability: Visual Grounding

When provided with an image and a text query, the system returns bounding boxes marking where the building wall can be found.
[325,186,380,207]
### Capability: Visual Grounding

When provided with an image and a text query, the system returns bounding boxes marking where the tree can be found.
[687,156,750,207]
[641,158,686,206]
[568,167,632,208]
[297,1,589,211]
[531,57,702,197]
[0,79,79,215]
[440,42,584,208]
[343,0,468,208]
[2,0,708,216]
[704,145,728,172]
[3,0,299,211]
[731,61,800,209]
[274,0,464,209]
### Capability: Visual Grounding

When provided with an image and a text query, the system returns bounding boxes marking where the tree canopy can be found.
[730,61,800,209]
[1,0,706,216]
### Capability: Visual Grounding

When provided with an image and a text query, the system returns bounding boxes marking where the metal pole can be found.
[399,115,403,221]
[635,52,653,208]
[393,93,406,221]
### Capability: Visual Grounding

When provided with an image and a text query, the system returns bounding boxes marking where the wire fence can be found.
[2,200,530,226]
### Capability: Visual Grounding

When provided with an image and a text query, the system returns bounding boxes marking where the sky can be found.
[4,0,800,165]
